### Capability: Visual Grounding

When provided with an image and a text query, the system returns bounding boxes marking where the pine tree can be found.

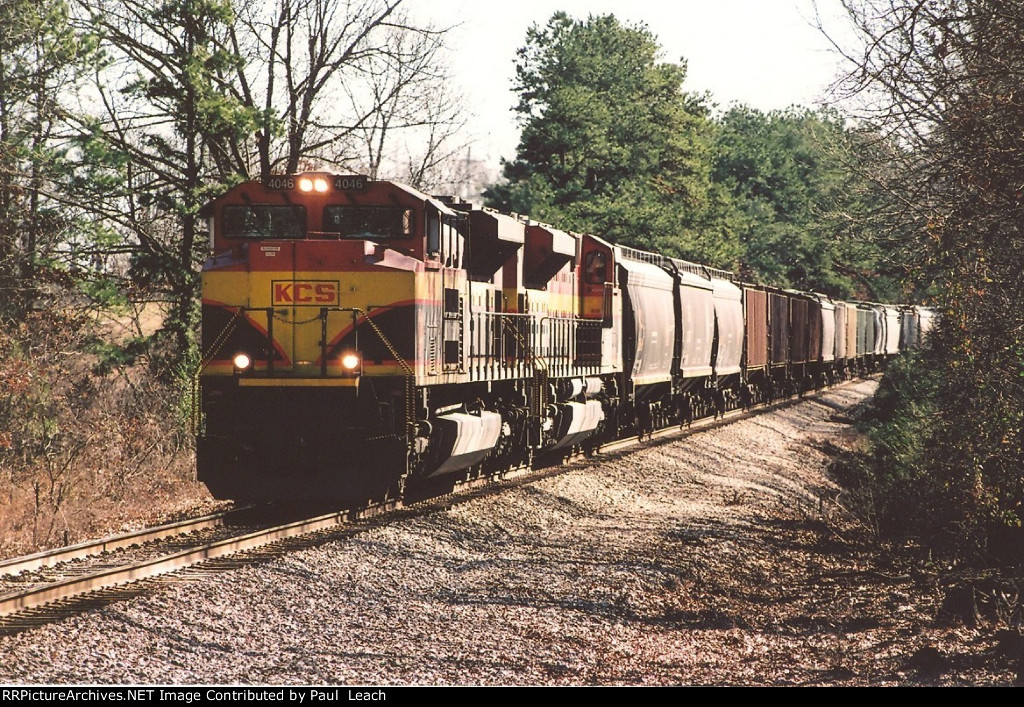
[487,12,739,267]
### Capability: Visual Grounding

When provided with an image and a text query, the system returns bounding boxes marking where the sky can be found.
[408,0,858,166]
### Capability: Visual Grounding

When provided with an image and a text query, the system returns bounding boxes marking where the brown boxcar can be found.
[790,294,811,365]
[743,286,769,371]
[806,295,823,364]
[769,290,790,366]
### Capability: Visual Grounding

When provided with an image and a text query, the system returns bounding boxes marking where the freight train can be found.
[195,173,934,503]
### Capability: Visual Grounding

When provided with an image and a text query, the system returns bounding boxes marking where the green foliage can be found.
[851,353,944,544]
[170,337,202,438]
[84,336,151,375]
[70,0,255,356]
[488,13,898,290]
[76,273,128,310]
[711,106,900,298]
[486,12,740,267]
[855,342,1024,564]
[0,0,83,319]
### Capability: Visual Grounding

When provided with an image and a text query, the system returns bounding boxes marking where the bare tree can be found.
[332,17,469,188]
[222,0,463,181]
[827,0,1024,556]
[66,0,465,359]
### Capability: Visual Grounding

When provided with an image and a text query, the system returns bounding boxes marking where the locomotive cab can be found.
[200,174,453,379]
[197,174,461,502]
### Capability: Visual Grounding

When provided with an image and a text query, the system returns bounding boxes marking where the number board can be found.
[265,176,296,190]
[333,175,367,190]
[263,175,369,191]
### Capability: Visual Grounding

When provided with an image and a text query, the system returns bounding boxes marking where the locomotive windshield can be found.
[324,206,413,239]
[222,205,306,239]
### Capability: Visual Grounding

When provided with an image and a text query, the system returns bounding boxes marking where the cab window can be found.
[222,205,306,239]
[324,206,413,239]
[585,250,608,285]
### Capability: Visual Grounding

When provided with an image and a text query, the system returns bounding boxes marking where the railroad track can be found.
[0,507,247,578]
[0,502,396,622]
[0,378,871,629]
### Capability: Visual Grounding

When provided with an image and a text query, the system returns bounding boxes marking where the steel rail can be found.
[0,508,249,577]
[0,503,396,617]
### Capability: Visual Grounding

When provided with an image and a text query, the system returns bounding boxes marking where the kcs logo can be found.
[272,280,340,306]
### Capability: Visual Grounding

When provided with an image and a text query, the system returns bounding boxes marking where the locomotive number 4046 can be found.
[333,175,366,190]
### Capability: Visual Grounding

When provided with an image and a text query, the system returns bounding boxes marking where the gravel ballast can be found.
[0,380,1017,685]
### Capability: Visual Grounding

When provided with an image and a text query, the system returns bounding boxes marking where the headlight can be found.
[232,353,252,371]
[313,177,329,193]
[298,177,313,192]
[340,352,360,371]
